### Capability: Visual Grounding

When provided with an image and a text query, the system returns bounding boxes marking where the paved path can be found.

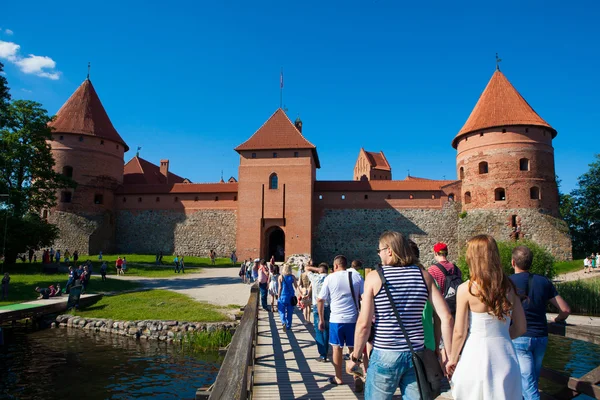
[108,267,251,306]
[557,268,600,283]
[252,307,452,399]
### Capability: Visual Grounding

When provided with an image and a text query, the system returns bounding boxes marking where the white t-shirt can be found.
[318,270,364,324]
[347,268,364,290]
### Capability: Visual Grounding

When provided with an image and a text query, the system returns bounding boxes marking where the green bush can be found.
[458,211,468,219]
[457,239,555,280]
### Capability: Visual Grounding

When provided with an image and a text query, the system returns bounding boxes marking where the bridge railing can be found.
[197,283,259,400]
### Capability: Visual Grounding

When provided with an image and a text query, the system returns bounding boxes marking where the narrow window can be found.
[480,132,484,137]
[94,194,104,204]
[525,128,529,133]
[174,197,178,202]
[294,152,299,157]
[234,195,237,201]
[79,136,84,142]
[269,173,278,190]
[156,197,160,202]
[502,129,507,133]
[464,192,471,204]
[341,194,346,200]
[42,210,48,219]
[62,166,73,178]
[459,167,465,180]
[59,135,64,140]
[448,193,455,202]
[100,140,104,145]
[138,197,142,203]
[318,195,323,200]
[519,158,530,171]
[495,188,506,201]
[431,194,436,199]
[60,192,72,203]
[251,153,256,158]
[194,196,199,201]
[511,215,518,227]
[215,196,219,201]
[409,194,414,199]
[273,152,278,158]
[530,187,540,200]
[364,194,368,200]
[122,197,126,203]
[479,161,488,174]
[387,194,392,200]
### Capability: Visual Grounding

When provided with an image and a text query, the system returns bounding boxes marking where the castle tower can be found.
[453,70,559,217]
[235,109,319,261]
[353,148,392,181]
[47,78,128,254]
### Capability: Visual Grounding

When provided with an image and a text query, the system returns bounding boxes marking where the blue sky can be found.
[1,0,598,192]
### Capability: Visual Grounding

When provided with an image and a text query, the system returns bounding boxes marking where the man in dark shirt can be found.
[510,246,571,400]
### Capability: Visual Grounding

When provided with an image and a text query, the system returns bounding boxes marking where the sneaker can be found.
[283,325,287,332]
[343,353,350,360]
[354,376,364,393]
[315,356,327,363]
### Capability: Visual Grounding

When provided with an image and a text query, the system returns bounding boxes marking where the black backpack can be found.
[434,263,462,316]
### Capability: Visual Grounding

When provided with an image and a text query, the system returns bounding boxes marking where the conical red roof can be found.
[452,70,556,148]
[49,79,129,151]
[235,108,320,167]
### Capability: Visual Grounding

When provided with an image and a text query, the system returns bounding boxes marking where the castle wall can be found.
[115,209,237,256]
[457,208,572,261]
[312,202,461,267]
[47,210,115,255]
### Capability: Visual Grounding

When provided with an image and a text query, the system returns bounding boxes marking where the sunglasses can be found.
[377,247,389,253]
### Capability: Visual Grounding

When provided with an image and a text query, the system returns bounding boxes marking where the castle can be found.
[45,68,572,265]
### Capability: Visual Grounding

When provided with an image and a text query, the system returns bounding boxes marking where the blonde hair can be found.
[466,235,516,320]
[379,231,415,267]
[281,264,292,276]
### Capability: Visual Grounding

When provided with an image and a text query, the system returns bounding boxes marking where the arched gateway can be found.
[266,227,285,262]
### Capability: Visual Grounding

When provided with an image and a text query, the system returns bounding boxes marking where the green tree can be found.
[570,154,600,257]
[0,65,76,264]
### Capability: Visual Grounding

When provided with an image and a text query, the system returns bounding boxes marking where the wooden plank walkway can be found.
[0,294,102,323]
[253,307,453,399]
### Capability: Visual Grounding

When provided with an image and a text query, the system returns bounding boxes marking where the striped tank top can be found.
[373,265,429,351]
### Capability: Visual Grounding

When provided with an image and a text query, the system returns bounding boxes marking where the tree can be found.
[0,66,76,264]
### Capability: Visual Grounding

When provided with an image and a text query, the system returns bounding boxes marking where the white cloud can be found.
[0,40,60,80]
[5,29,14,36]
[21,88,32,93]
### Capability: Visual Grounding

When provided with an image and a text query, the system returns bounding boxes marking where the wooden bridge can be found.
[199,285,600,400]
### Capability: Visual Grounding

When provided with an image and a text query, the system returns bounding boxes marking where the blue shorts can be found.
[329,322,356,348]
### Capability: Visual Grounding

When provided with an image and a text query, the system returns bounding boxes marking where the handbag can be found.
[376,268,443,400]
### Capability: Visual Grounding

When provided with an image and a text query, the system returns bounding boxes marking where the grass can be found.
[554,259,584,275]
[553,277,600,316]
[181,330,233,352]
[70,290,230,322]
[87,254,239,269]
[0,264,141,306]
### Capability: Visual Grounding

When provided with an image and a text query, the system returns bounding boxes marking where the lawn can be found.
[554,259,584,275]
[87,254,239,269]
[553,276,600,316]
[0,271,141,307]
[71,290,230,322]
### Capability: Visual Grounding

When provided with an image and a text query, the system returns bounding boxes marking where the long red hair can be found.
[466,235,516,320]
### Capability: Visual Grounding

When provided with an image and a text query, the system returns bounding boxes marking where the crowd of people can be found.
[241,231,571,400]
[583,253,599,273]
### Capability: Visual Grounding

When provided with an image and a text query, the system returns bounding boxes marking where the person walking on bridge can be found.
[257,259,270,311]
[278,264,298,331]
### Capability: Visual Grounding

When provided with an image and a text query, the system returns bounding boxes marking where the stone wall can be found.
[116,209,237,256]
[313,202,461,267]
[457,208,572,260]
[54,314,237,342]
[48,211,114,255]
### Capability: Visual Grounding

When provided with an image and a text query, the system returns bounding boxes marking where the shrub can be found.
[458,211,468,219]
[457,239,555,280]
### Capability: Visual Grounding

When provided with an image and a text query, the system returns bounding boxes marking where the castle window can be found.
[116,145,120,149]
[215,196,219,201]
[387,194,392,200]
[269,173,278,190]
[123,197,126,203]
[252,153,256,159]
[100,140,104,145]
[364,194,368,200]
[234,195,237,201]
[448,193,455,202]
[62,166,73,178]
[530,187,540,200]
[341,194,346,200]
[409,194,414,199]
[431,194,436,199]
[59,135,64,140]
[79,136,84,142]
[60,192,72,203]
[480,132,484,137]
[464,192,471,204]
[294,152,299,157]
[194,196,199,201]
[519,158,530,171]
[42,209,48,219]
[94,194,104,205]
[156,197,160,202]
[273,152,278,158]
[525,128,529,133]
[495,188,506,201]
[502,129,507,133]
[459,167,464,180]
[174,197,178,202]
[479,161,488,174]
[138,197,142,203]
[318,195,323,200]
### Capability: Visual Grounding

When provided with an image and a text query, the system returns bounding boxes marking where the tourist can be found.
[210,249,216,265]
[277,263,299,331]
[73,250,79,263]
[447,235,526,400]
[116,256,124,275]
[1,272,10,300]
[239,260,247,282]
[87,260,94,276]
[100,262,108,281]
[257,259,270,311]
[252,259,259,282]
[584,256,591,274]
[64,249,71,265]
[231,250,237,266]
[33,253,37,263]
[55,249,61,264]
[305,262,330,362]
[122,257,127,273]
[592,253,597,271]
[347,232,454,398]
[35,286,51,299]
[510,245,571,400]
[299,265,312,323]
[180,255,185,273]
[270,255,275,265]
[348,259,364,279]
[76,264,84,279]
[428,242,462,315]
[49,248,55,262]
[80,265,90,293]
[596,253,600,271]
[317,255,363,389]
[268,263,280,312]
[159,251,164,265]
[28,248,34,263]
[66,266,76,292]
[98,250,102,261]
[174,255,180,273]
[48,285,58,297]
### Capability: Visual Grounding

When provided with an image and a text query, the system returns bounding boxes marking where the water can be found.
[0,326,223,400]
[540,334,600,399]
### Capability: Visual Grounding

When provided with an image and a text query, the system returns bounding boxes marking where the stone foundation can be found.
[47,211,114,255]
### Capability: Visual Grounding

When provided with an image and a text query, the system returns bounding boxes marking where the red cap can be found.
[433,242,448,253]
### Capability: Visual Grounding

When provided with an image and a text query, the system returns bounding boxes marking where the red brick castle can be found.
[45,69,572,264]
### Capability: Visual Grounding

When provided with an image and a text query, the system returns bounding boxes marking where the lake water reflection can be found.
[0,326,222,400]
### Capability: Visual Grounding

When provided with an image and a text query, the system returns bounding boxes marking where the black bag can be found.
[434,263,462,316]
[290,296,298,306]
[376,268,443,400]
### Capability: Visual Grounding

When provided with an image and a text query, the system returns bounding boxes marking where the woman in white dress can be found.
[447,235,527,400]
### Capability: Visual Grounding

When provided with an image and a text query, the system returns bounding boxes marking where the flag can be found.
[137,146,142,151]
[280,69,284,89]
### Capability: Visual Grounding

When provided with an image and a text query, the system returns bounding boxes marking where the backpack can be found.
[434,263,462,316]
